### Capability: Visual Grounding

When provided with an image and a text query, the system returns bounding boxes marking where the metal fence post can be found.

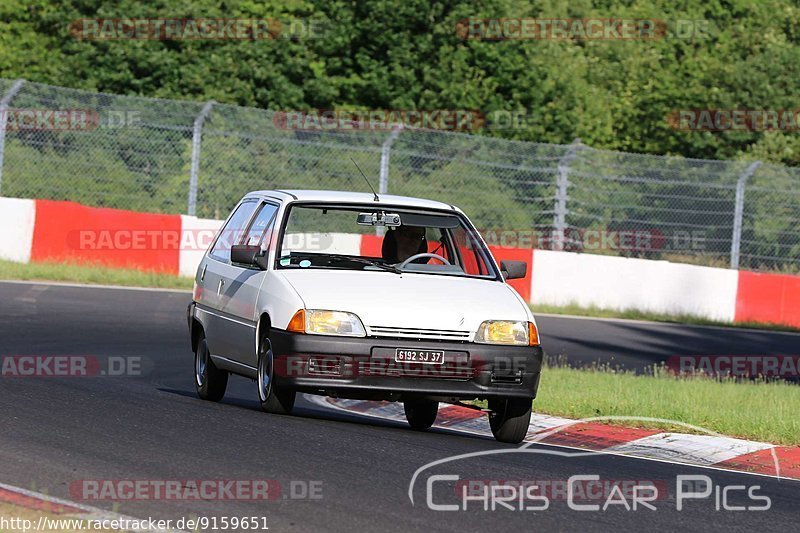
[379,125,402,196]
[377,125,402,236]
[730,160,761,270]
[187,100,215,216]
[0,79,26,196]
[552,138,581,250]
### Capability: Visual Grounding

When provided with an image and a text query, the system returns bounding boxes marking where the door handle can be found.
[200,264,207,282]
[217,279,225,296]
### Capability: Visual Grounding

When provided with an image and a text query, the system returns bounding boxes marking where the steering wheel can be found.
[398,252,451,269]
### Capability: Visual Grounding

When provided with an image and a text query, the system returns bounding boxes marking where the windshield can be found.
[276,204,498,279]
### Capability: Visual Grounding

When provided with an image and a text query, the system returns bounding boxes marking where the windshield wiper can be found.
[280,252,402,274]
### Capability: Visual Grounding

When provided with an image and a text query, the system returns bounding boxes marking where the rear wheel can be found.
[257,332,295,414]
[488,397,532,444]
[403,399,439,430]
[195,334,228,402]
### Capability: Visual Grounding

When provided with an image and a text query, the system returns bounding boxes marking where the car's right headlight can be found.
[287,309,366,337]
[475,320,539,346]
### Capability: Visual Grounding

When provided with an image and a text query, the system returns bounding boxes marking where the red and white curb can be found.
[306,395,800,481]
[0,481,182,532]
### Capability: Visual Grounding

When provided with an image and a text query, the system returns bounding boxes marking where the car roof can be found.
[247,189,460,212]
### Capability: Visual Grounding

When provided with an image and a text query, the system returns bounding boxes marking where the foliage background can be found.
[1,0,798,165]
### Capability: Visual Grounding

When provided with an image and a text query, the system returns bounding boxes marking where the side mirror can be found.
[500,260,527,280]
[231,244,264,268]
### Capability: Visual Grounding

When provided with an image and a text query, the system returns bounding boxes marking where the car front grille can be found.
[367,325,471,342]
[358,360,474,380]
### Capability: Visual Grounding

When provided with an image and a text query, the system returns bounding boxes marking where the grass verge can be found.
[0,259,192,290]
[531,303,800,333]
[476,364,800,446]
[0,502,120,532]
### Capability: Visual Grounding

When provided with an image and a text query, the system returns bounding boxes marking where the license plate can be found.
[395,349,444,364]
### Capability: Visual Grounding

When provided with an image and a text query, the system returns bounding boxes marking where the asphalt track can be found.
[537,313,800,371]
[1,280,799,532]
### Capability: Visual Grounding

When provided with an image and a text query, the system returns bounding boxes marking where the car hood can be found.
[277,269,529,340]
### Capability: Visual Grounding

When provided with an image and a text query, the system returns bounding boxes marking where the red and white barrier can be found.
[1,197,798,328]
[735,271,800,327]
[178,215,223,277]
[529,250,739,323]
[0,197,35,263]
[30,199,182,274]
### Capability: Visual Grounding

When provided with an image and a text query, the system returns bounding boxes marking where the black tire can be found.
[195,335,228,402]
[403,399,439,430]
[257,331,295,415]
[488,397,532,444]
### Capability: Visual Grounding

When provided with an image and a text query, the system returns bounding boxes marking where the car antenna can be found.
[350,157,379,202]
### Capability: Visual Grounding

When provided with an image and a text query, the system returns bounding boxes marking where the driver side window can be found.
[243,203,279,248]
[449,227,489,276]
[427,228,453,262]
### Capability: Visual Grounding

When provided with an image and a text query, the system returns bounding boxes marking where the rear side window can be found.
[209,200,258,262]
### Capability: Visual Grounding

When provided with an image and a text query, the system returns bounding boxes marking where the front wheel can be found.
[257,334,295,414]
[403,399,439,430]
[195,335,228,402]
[488,397,532,444]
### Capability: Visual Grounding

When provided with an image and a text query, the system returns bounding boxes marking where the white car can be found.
[187,190,543,443]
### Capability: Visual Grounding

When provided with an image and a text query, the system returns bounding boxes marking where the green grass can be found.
[0,259,192,290]
[0,502,108,532]
[531,303,800,333]
[475,364,800,446]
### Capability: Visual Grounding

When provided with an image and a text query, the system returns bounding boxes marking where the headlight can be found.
[475,320,539,346]
[287,309,366,337]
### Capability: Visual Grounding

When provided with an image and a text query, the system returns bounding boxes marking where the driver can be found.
[381,225,427,263]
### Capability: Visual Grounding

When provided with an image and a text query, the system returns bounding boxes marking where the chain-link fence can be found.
[1,78,798,272]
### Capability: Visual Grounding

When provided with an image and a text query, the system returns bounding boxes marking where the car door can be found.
[196,198,260,363]
[216,201,280,369]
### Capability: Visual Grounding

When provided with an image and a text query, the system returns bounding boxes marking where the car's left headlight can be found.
[288,309,367,337]
[475,320,539,346]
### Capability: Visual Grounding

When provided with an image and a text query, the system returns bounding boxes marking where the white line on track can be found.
[533,311,800,336]
[0,279,191,294]
[0,481,185,532]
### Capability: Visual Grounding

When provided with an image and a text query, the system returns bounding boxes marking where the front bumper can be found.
[269,328,542,401]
